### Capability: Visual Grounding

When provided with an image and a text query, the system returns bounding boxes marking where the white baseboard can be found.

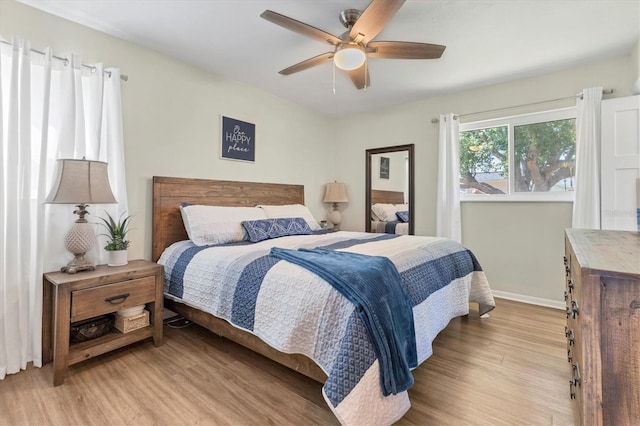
[491,290,565,310]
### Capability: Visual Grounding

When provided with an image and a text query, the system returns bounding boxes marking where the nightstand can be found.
[42,259,163,385]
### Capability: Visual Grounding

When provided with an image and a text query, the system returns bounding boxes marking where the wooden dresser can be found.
[564,229,640,425]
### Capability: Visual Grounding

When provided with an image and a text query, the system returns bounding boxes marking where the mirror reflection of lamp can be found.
[45,158,117,273]
[323,182,349,230]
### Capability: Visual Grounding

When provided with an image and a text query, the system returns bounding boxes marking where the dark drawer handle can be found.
[571,299,580,318]
[104,293,130,304]
[569,363,580,399]
[565,327,575,346]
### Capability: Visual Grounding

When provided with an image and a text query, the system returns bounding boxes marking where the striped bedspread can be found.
[371,220,409,235]
[159,231,495,425]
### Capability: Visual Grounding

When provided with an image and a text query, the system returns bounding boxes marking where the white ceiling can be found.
[19,0,640,117]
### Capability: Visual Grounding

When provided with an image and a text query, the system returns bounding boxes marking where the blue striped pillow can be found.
[241,217,312,242]
[396,211,409,223]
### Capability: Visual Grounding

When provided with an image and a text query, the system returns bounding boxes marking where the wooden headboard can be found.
[152,176,304,261]
[371,189,405,205]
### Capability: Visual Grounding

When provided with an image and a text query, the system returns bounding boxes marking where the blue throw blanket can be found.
[270,247,417,396]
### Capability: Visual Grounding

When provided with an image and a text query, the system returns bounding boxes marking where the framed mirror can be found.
[365,144,415,234]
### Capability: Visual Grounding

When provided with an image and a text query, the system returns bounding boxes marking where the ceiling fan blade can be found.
[279,52,334,75]
[346,66,370,90]
[349,0,405,44]
[261,10,341,46]
[367,41,446,59]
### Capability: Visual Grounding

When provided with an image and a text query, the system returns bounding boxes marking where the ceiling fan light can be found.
[334,45,366,71]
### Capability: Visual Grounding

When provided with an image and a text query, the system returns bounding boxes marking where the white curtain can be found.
[436,113,461,242]
[0,37,127,380]
[572,87,603,229]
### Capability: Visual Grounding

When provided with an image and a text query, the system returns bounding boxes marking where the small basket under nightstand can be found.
[115,310,150,333]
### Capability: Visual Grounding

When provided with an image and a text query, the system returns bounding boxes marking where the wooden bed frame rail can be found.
[152,176,327,382]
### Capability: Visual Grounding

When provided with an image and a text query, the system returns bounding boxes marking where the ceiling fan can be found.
[260,0,446,90]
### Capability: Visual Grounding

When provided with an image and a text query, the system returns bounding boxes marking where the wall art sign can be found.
[221,116,255,162]
[380,156,390,179]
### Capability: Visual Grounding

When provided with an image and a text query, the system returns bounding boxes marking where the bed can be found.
[152,176,495,426]
[371,190,408,235]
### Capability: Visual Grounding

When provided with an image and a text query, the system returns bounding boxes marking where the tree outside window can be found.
[459,109,576,198]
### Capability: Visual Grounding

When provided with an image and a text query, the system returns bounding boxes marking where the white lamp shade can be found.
[323,182,349,203]
[334,45,366,71]
[46,159,117,204]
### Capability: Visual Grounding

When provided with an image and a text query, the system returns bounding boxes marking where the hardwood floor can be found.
[0,298,574,425]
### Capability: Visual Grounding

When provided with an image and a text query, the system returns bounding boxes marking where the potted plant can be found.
[98,212,132,266]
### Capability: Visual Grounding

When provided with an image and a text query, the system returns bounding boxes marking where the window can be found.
[459,108,576,201]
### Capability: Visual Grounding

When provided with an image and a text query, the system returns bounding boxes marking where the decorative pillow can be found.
[257,204,321,231]
[371,203,399,222]
[396,211,409,223]
[180,204,267,246]
[241,217,312,242]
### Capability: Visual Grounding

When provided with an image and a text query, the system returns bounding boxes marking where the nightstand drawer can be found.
[71,276,156,322]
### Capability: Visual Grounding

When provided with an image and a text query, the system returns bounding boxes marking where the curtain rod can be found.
[0,39,129,82]
[430,88,613,123]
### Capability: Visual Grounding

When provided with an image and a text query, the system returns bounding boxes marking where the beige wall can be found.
[1,0,334,262]
[632,40,640,93]
[333,55,634,304]
[371,151,407,194]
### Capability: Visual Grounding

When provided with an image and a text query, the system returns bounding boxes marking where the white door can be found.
[601,95,640,231]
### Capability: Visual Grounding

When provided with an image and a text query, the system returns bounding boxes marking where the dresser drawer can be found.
[71,276,156,322]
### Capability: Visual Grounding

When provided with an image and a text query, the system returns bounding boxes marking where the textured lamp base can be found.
[328,206,342,231]
[61,254,96,274]
[61,217,96,274]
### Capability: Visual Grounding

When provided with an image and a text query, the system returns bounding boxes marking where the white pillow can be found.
[394,204,409,212]
[180,205,267,246]
[257,204,321,231]
[371,203,398,222]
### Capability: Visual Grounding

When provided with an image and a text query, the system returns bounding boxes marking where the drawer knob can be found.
[104,293,130,304]
[565,265,570,276]
[567,279,574,293]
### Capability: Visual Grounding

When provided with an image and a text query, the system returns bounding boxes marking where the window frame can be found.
[459,107,577,202]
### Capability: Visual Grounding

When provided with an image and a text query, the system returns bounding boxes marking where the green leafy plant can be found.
[98,212,132,251]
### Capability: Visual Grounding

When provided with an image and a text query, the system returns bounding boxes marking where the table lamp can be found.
[46,159,117,273]
[323,182,349,230]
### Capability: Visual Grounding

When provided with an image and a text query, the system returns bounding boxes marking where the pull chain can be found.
[364,56,368,92]
[332,60,336,95]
